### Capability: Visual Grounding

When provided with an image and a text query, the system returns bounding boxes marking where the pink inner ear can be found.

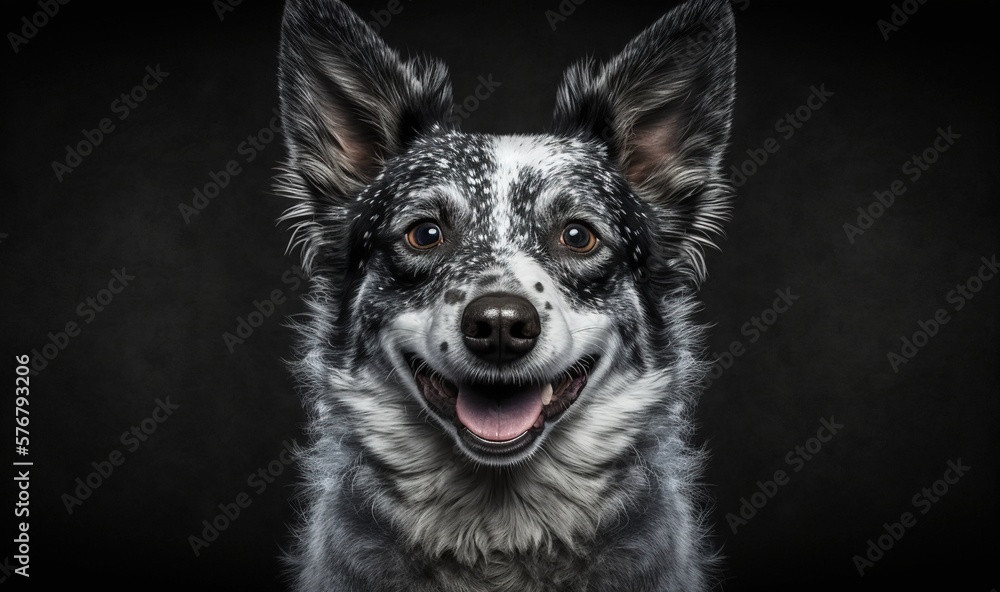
[319,94,382,180]
[625,114,680,187]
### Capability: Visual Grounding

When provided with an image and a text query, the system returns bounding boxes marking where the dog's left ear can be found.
[552,0,736,284]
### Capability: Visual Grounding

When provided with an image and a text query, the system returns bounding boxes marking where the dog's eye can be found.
[560,223,598,253]
[406,221,443,250]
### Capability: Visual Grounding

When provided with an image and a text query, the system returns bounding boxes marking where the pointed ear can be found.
[552,0,736,284]
[277,0,454,271]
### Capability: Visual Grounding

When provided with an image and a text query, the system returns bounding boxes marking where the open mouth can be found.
[404,354,596,460]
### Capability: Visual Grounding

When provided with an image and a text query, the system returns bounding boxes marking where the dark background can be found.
[2,1,996,590]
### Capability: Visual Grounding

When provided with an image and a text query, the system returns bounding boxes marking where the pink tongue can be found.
[456,384,543,442]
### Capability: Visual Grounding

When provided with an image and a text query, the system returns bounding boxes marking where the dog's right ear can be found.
[277,0,454,272]
[551,0,736,286]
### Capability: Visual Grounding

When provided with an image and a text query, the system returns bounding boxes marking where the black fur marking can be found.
[534,282,544,292]
[477,273,502,287]
[440,341,448,352]
[444,289,466,304]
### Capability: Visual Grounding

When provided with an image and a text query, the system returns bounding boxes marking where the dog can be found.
[276,0,736,590]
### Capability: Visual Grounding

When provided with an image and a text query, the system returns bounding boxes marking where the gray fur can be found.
[276,1,736,590]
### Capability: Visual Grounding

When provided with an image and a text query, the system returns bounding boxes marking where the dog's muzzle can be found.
[405,354,596,464]
[403,292,597,464]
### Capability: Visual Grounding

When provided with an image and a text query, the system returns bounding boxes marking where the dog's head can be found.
[278,0,736,468]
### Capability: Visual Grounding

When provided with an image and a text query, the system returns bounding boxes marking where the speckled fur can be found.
[276,1,736,590]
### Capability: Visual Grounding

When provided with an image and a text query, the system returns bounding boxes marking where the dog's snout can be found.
[461,294,540,363]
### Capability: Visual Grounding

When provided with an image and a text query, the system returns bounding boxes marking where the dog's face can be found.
[345,133,651,465]
[278,0,735,468]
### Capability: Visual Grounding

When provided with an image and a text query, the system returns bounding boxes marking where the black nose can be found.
[462,293,540,363]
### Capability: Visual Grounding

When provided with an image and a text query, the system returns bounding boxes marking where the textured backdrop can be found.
[2,1,996,590]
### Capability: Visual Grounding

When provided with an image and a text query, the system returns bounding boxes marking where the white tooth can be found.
[541,383,553,406]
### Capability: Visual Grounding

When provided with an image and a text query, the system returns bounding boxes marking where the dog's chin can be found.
[403,354,597,466]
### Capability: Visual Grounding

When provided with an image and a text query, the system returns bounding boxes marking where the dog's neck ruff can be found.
[316,361,687,566]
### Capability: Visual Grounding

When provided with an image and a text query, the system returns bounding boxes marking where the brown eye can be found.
[560,222,598,253]
[406,221,443,250]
